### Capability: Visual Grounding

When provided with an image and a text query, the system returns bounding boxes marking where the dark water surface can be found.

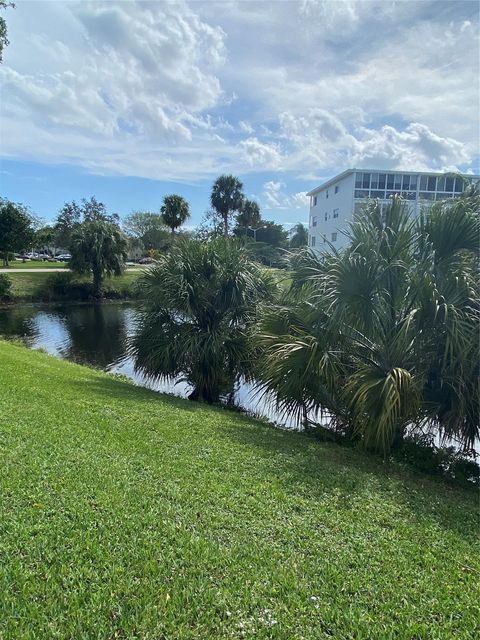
[0,303,300,428]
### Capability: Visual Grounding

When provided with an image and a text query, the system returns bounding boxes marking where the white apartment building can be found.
[307,169,479,251]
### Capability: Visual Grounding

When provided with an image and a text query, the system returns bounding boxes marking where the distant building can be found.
[307,169,479,251]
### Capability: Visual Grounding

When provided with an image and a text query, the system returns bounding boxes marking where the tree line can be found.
[0,175,308,284]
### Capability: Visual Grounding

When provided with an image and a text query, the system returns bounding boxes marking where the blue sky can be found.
[0,0,479,227]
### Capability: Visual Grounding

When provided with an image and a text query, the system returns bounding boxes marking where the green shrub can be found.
[0,273,12,300]
[42,272,94,301]
[392,434,479,486]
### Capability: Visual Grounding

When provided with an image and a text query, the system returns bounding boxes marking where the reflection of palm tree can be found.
[61,304,129,369]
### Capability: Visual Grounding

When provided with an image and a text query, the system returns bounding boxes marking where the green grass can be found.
[4,270,142,301]
[0,341,478,639]
[4,260,68,269]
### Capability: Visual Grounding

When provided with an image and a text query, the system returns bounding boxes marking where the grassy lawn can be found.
[4,270,142,301]
[5,260,68,269]
[0,341,478,639]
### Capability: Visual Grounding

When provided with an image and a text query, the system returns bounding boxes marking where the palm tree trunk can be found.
[3,251,8,267]
[223,213,228,238]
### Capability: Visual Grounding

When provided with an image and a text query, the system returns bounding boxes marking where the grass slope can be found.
[0,342,478,639]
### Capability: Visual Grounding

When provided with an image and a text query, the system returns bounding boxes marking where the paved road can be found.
[0,268,143,273]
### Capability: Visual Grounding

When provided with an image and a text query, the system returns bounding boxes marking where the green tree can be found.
[54,197,119,250]
[289,223,309,248]
[255,220,288,247]
[35,225,56,254]
[0,199,35,266]
[160,195,190,236]
[70,220,128,297]
[130,238,277,403]
[123,211,170,251]
[0,1,14,63]
[258,193,480,454]
[235,199,261,235]
[54,201,81,249]
[210,175,244,237]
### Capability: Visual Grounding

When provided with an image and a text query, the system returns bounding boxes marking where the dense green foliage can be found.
[130,238,277,402]
[289,222,309,248]
[0,341,478,639]
[0,270,141,302]
[0,273,11,300]
[0,199,35,266]
[258,192,480,454]
[54,196,119,250]
[70,220,128,296]
[236,198,261,232]
[161,194,191,235]
[123,210,170,252]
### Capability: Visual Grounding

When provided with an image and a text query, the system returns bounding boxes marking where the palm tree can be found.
[289,223,308,248]
[236,199,261,236]
[258,192,479,453]
[70,220,127,297]
[160,195,190,236]
[210,175,245,237]
[129,238,277,403]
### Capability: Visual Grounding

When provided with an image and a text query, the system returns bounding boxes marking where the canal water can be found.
[0,303,302,429]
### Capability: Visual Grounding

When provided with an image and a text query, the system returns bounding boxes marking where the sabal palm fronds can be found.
[129,237,277,403]
[258,194,479,453]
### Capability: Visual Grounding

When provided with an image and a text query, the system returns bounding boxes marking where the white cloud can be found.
[262,181,308,210]
[0,0,478,193]
[239,137,282,169]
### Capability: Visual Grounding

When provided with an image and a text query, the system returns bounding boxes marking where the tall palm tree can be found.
[236,199,261,236]
[258,193,479,453]
[70,220,127,297]
[129,238,277,403]
[289,223,308,248]
[160,195,190,236]
[210,175,245,237]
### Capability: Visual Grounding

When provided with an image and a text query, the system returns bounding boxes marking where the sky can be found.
[0,0,479,227]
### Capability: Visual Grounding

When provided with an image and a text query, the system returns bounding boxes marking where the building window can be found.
[427,176,437,191]
[324,212,328,221]
[445,177,454,191]
[311,236,316,247]
[454,177,464,193]
[326,190,329,198]
[335,185,339,194]
[355,173,363,188]
[354,190,369,199]
[312,216,317,227]
[394,174,402,191]
[333,209,339,218]
[331,232,337,242]
[378,173,386,189]
[402,175,410,191]
[313,195,317,206]
[323,234,326,243]
[387,174,395,189]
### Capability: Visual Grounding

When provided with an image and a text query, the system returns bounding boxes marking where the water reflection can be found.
[0,303,301,429]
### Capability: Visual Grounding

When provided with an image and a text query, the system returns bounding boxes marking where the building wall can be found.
[308,172,355,251]
[308,170,479,253]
